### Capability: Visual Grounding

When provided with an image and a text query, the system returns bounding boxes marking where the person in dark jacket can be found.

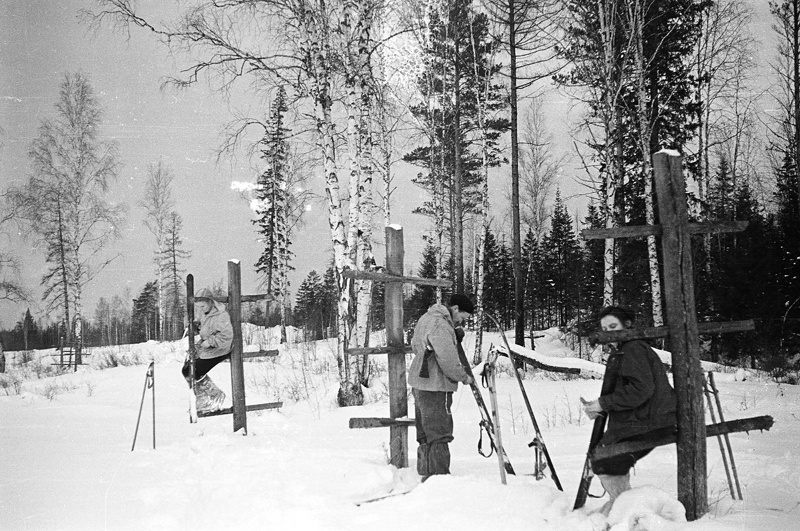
[582,306,677,515]
[408,294,475,480]
[181,288,233,413]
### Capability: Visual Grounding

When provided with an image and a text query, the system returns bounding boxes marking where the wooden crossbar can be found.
[349,417,416,429]
[198,401,284,418]
[591,415,773,461]
[345,345,412,356]
[242,349,280,359]
[189,293,275,304]
[591,320,755,344]
[581,220,748,240]
[342,268,452,288]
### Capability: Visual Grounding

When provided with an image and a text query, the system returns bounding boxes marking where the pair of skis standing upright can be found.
[459,312,598,509]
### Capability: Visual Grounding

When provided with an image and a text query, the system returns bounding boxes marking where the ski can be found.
[483,346,508,484]
[484,312,563,491]
[573,413,607,510]
[455,329,516,476]
[187,332,198,423]
[354,487,416,506]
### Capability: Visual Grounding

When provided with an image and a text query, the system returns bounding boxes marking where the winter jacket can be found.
[598,340,677,444]
[196,302,233,360]
[408,304,471,392]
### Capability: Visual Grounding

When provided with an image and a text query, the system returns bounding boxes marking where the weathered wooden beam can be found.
[242,349,280,359]
[345,345,412,356]
[228,260,247,434]
[688,221,748,234]
[189,293,275,304]
[582,221,749,241]
[198,402,283,418]
[349,417,416,429]
[591,416,774,461]
[241,294,275,303]
[590,320,756,344]
[654,151,707,519]
[582,224,661,240]
[385,226,410,469]
[342,268,452,288]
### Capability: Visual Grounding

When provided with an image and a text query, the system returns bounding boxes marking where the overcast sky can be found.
[0,0,775,330]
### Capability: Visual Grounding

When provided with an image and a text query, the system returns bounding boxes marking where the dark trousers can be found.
[591,434,654,476]
[413,388,454,478]
[181,355,230,386]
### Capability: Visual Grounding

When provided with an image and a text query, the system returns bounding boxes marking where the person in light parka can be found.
[408,294,475,481]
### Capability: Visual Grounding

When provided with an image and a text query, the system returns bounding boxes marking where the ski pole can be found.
[704,376,735,499]
[708,372,743,499]
[151,362,156,449]
[131,362,155,452]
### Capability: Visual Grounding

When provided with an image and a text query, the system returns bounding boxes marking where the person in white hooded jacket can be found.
[181,288,233,413]
[408,294,475,480]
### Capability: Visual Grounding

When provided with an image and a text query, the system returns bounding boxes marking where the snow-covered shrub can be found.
[41,379,62,400]
[18,350,35,365]
[0,372,23,395]
[91,345,147,369]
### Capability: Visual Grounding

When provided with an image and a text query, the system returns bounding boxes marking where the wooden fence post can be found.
[385,226,408,468]
[653,151,707,519]
[228,260,247,434]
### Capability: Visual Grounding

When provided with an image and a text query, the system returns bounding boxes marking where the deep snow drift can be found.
[1,326,798,530]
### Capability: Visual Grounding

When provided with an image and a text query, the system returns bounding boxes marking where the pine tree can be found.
[521,228,541,330]
[162,212,190,340]
[407,238,442,327]
[131,282,159,344]
[404,1,509,292]
[541,191,582,327]
[295,270,325,340]
[254,86,293,343]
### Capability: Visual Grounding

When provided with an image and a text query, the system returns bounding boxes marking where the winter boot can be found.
[417,444,430,479]
[427,442,451,476]
[194,374,223,413]
[598,473,632,516]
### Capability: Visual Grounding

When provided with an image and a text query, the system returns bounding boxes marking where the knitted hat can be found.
[194,288,215,301]
[449,293,475,314]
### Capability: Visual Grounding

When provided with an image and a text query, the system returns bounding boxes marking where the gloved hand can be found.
[581,397,604,420]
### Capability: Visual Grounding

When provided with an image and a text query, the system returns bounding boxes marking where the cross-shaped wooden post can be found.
[187,260,283,434]
[345,225,452,468]
[581,150,756,520]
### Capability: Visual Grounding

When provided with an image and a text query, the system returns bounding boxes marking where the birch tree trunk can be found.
[302,3,361,406]
[631,0,663,326]
[469,12,492,364]
[598,0,620,308]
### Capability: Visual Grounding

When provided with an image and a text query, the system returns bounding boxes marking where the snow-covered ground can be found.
[1,327,798,530]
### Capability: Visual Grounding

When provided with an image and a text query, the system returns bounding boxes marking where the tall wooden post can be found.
[228,260,247,434]
[653,151,707,519]
[385,226,408,468]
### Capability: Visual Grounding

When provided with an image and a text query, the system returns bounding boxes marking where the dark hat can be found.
[194,288,214,301]
[449,293,475,314]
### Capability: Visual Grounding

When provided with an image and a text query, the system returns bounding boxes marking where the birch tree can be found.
[8,72,124,358]
[0,197,27,303]
[89,0,389,406]
[560,0,632,307]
